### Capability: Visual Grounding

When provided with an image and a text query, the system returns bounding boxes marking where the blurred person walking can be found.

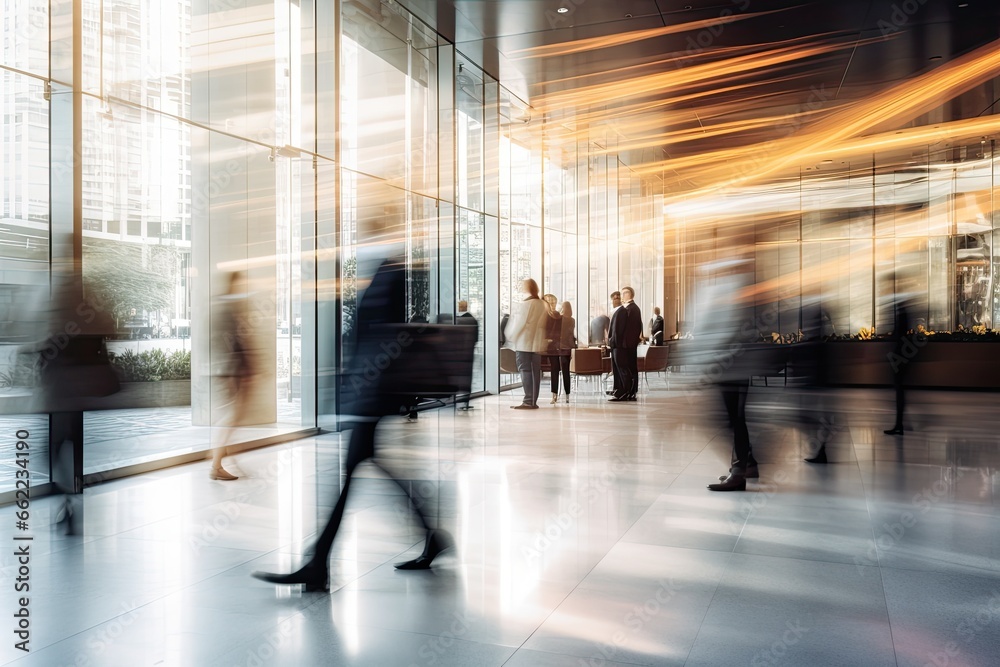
[683,259,762,491]
[253,246,461,591]
[18,261,120,533]
[884,288,919,436]
[797,299,838,464]
[208,271,259,481]
[505,279,547,409]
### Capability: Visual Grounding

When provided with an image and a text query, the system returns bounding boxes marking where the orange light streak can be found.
[510,11,785,59]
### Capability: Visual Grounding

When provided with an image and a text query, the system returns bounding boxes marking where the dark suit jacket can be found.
[345,256,408,414]
[649,315,664,343]
[590,314,610,346]
[608,307,622,348]
[457,311,478,340]
[610,302,643,349]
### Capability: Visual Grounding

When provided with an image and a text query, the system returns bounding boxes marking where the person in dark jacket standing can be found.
[548,300,576,403]
[455,300,478,410]
[609,286,642,401]
[649,306,664,345]
[606,291,623,396]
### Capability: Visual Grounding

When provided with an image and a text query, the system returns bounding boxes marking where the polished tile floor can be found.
[2,384,999,666]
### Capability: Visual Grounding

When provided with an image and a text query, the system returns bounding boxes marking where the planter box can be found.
[825,341,1000,389]
[0,380,191,414]
[89,379,192,409]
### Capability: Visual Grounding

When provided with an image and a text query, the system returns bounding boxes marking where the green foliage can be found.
[342,255,357,340]
[84,239,178,330]
[108,349,191,382]
[0,354,40,388]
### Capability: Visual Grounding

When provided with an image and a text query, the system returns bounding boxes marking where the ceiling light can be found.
[557,7,569,13]
[958,3,968,7]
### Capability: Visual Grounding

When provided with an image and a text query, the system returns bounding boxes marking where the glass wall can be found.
[671,138,1000,340]
[1,0,670,493]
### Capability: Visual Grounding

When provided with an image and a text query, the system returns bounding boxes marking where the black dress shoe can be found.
[884,427,903,435]
[626,394,637,401]
[608,395,626,402]
[709,473,746,491]
[805,447,828,464]
[395,529,453,570]
[720,464,758,480]
[252,562,329,592]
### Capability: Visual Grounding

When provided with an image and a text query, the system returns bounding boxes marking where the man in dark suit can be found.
[590,311,610,347]
[649,306,664,345]
[609,287,642,401]
[455,300,478,410]
[253,249,453,590]
[606,291,623,396]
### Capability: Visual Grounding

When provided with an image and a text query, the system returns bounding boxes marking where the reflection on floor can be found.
[0,398,305,489]
[1,385,999,666]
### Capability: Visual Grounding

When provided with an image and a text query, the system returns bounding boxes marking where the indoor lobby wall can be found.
[2,0,668,493]
[671,141,1000,340]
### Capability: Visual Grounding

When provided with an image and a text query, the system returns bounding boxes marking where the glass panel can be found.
[0,70,50,493]
[411,193,439,322]
[456,56,484,213]
[101,0,191,114]
[3,0,50,77]
[544,228,569,307]
[342,2,407,186]
[457,207,485,393]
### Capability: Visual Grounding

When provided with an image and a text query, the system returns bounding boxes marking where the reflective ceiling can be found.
[399,0,1000,192]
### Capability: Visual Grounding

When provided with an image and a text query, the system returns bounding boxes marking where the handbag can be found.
[38,335,121,404]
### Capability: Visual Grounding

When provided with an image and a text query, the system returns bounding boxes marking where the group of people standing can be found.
[505,280,652,407]
[606,288,643,402]
[504,278,577,409]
